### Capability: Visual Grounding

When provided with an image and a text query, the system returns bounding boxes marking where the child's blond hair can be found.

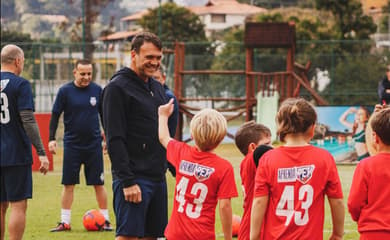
[190,108,227,152]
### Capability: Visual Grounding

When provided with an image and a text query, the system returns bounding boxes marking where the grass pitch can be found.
[5,143,359,240]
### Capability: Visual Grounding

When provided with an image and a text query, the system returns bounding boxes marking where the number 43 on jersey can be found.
[276,185,314,226]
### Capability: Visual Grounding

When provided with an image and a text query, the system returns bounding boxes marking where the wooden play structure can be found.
[173,22,328,141]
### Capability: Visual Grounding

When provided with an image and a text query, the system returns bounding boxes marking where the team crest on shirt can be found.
[0,79,10,91]
[194,165,214,182]
[278,165,315,184]
[90,97,97,106]
[296,165,315,184]
[179,160,215,181]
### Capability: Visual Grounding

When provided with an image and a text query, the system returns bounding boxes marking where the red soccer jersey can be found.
[348,153,390,235]
[165,140,238,240]
[238,153,256,240]
[254,145,343,240]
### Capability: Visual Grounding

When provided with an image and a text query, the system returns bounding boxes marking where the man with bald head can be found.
[1,44,50,240]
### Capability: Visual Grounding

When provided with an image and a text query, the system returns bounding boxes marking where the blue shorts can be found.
[113,178,167,238]
[0,164,32,202]
[62,146,104,185]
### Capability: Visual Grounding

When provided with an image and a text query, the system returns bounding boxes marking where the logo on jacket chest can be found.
[90,97,97,106]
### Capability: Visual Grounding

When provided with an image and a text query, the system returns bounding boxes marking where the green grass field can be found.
[4,143,359,240]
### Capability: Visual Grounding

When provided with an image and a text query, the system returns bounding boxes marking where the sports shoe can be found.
[50,222,71,232]
[103,220,113,231]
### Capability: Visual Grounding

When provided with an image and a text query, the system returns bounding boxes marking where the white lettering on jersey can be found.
[0,79,10,91]
[277,165,315,183]
[179,160,196,176]
[179,160,215,181]
[278,167,297,182]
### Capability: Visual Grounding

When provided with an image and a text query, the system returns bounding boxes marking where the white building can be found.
[188,0,266,37]
[117,0,267,38]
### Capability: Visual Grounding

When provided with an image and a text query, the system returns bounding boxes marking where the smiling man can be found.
[48,59,112,232]
[100,32,169,240]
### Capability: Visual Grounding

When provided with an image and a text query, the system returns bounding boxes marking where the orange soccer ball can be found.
[82,209,105,231]
[232,214,241,237]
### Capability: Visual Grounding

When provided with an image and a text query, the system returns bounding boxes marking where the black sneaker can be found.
[103,220,113,231]
[50,222,71,232]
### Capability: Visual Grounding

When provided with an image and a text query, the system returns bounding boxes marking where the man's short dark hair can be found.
[131,32,162,53]
[74,59,91,69]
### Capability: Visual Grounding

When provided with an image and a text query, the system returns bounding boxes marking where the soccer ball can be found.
[82,209,105,231]
[232,214,241,237]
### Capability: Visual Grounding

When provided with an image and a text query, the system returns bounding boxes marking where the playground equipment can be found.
[173,22,328,141]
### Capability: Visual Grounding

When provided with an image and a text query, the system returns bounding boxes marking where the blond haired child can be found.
[234,121,272,240]
[159,100,238,240]
[250,98,345,240]
[348,107,390,239]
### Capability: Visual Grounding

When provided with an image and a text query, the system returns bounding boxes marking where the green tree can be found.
[138,2,207,42]
[1,30,33,46]
[212,9,338,99]
[213,6,384,105]
[378,1,390,33]
[77,0,114,60]
[323,54,383,105]
[315,0,377,40]
[138,2,216,99]
[209,28,247,99]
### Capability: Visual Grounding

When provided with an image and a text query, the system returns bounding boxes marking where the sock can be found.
[61,209,71,224]
[100,209,109,221]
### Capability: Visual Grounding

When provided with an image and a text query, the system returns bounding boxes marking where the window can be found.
[211,14,225,23]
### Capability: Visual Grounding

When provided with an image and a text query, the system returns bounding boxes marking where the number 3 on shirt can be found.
[0,92,10,124]
[176,176,208,219]
[276,185,313,226]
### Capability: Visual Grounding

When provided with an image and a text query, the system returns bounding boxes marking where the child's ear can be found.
[248,142,257,153]
[371,132,382,154]
[309,124,316,137]
[374,132,381,145]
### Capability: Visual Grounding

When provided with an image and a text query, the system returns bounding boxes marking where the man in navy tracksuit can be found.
[100,32,168,240]
[49,59,112,232]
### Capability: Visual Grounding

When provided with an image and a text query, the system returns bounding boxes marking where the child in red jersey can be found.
[250,98,345,240]
[158,99,238,240]
[348,106,390,240]
[234,121,272,240]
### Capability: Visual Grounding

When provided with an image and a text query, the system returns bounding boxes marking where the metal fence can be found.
[3,40,389,112]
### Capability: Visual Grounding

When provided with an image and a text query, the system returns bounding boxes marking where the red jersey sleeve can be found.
[325,158,344,199]
[348,162,368,221]
[217,162,238,199]
[167,139,185,169]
